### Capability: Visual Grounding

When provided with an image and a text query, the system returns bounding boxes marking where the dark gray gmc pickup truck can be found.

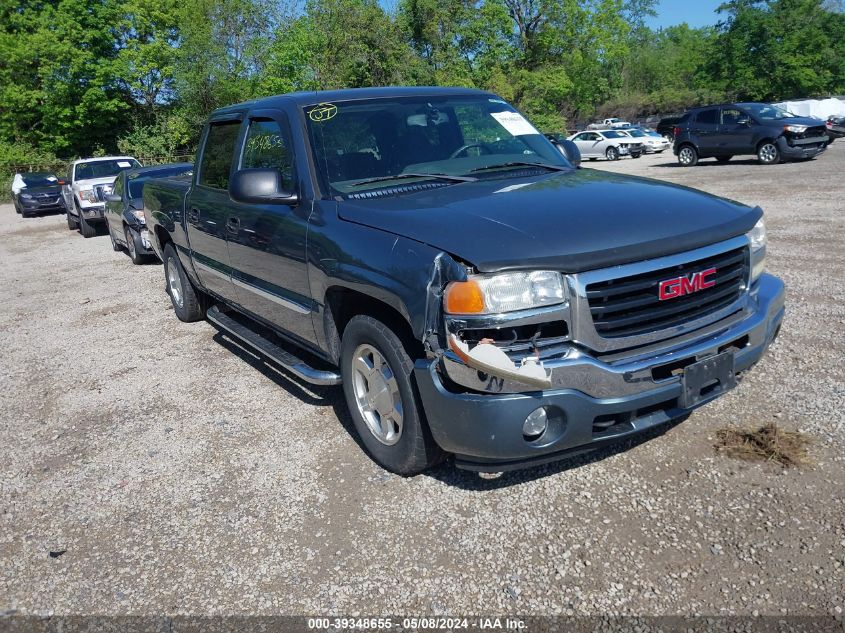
[144,87,785,475]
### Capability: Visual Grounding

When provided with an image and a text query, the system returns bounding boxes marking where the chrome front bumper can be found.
[440,273,784,398]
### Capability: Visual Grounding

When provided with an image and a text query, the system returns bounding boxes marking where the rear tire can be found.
[716,155,733,163]
[678,145,698,167]
[163,243,206,322]
[340,315,443,476]
[757,141,781,165]
[605,147,620,161]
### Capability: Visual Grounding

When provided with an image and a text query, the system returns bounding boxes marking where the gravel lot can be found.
[1,144,843,619]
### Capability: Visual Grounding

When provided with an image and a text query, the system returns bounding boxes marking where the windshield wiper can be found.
[351,172,477,187]
[468,161,570,174]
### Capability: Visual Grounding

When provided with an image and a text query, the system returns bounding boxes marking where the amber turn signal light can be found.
[444,280,485,314]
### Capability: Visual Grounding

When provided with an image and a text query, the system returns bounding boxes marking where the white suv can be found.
[63,156,141,237]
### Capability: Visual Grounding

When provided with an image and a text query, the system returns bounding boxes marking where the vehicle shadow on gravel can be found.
[652,159,763,168]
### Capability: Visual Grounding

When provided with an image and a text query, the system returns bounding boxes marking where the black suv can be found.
[673,103,829,166]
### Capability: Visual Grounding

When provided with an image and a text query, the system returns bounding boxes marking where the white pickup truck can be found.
[588,118,632,130]
[63,156,141,237]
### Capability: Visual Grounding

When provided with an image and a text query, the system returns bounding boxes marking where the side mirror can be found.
[105,193,121,202]
[230,168,298,205]
[555,140,581,168]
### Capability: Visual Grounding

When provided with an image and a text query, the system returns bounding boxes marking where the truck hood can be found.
[336,169,762,273]
[74,176,117,188]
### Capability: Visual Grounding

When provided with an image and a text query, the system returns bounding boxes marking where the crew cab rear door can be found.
[224,110,317,345]
[186,117,241,300]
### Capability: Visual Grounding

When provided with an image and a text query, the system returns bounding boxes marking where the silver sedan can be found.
[567,130,644,161]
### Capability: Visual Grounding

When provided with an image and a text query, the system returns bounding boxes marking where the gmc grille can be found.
[586,246,749,338]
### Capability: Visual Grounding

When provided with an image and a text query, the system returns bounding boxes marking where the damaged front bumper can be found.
[778,135,827,160]
[414,273,785,471]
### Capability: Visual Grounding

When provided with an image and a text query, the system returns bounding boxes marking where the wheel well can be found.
[155,225,172,250]
[323,287,421,363]
[757,138,777,150]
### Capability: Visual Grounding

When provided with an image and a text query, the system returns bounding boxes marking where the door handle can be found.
[226,217,240,234]
[188,208,200,223]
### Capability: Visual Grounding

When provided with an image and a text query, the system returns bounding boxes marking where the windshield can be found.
[304,95,569,196]
[742,104,796,120]
[75,159,140,181]
[626,129,646,137]
[602,130,625,139]
[127,166,192,198]
[22,173,59,187]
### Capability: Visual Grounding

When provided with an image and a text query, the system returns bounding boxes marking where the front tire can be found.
[163,243,206,322]
[77,203,97,238]
[125,225,147,264]
[605,147,620,161]
[678,145,699,167]
[108,225,122,251]
[340,315,443,475]
[14,200,21,214]
[67,208,79,230]
[757,142,781,165]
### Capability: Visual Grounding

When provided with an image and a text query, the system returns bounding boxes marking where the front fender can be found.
[306,201,466,352]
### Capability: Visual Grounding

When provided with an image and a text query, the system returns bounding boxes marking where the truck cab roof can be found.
[210,86,495,118]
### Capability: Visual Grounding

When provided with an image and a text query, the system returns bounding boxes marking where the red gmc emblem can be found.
[659,267,717,300]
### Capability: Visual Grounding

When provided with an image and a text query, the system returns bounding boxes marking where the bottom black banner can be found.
[0,616,841,633]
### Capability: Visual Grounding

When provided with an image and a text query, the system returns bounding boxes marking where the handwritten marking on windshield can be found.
[308,103,338,122]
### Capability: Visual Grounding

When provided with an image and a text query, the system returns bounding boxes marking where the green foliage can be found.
[0,0,844,162]
[116,113,193,161]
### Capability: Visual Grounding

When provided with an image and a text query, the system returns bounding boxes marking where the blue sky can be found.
[646,0,725,29]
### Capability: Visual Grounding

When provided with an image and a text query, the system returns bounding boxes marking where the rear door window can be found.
[695,109,718,125]
[199,121,241,190]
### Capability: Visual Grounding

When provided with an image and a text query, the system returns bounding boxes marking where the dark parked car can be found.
[674,103,828,166]
[826,115,845,142]
[655,116,682,141]
[104,163,193,264]
[145,87,783,475]
[11,172,66,217]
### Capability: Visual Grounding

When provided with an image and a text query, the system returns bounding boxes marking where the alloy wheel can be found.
[351,344,403,446]
[167,260,184,309]
[759,143,778,164]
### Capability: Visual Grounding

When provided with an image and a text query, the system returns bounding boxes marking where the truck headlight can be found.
[784,124,807,134]
[20,193,32,199]
[746,217,767,282]
[132,209,145,223]
[79,188,98,203]
[445,271,567,315]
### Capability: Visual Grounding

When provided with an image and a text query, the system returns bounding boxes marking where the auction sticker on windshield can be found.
[490,111,539,136]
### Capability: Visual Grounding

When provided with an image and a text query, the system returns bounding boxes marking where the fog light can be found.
[523,407,548,440]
